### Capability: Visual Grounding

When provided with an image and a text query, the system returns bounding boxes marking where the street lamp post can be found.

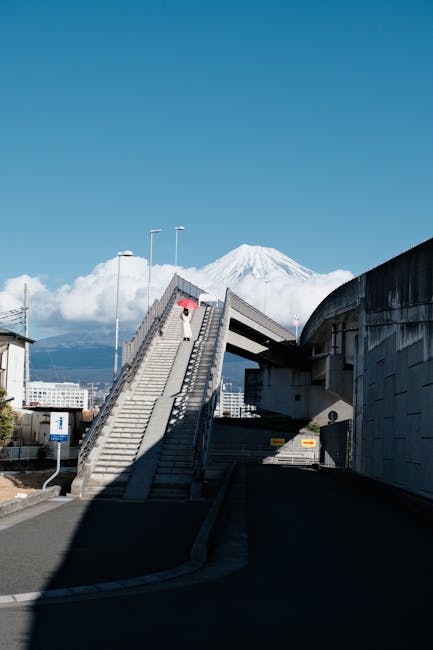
[264,280,270,314]
[148,229,162,312]
[113,250,134,380]
[293,313,300,344]
[175,226,185,266]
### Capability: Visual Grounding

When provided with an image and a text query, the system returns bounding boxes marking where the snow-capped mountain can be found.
[25,243,353,383]
[202,244,318,288]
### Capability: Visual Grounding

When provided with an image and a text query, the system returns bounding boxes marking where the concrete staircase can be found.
[148,306,222,500]
[77,299,223,502]
[81,306,184,499]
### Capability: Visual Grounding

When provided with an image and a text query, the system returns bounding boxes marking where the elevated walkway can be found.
[71,274,293,501]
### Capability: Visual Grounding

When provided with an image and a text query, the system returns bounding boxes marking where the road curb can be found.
[0,464,237,607]
[0,486,61,518]
[191,463,236,562]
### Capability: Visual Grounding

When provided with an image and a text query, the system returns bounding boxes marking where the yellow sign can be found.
[270,437,286,447]
[301,438,317,447]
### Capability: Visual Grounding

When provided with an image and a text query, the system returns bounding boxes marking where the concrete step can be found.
[92,468,132,479]
[111,424,147,430]
[97,463,135,470]
[154,467,193,476]
[83,486,126,500]
[97,449,135,465]
[152,475,191,486]
[88,470,130,482]
[100,449,137,457]
[148,489,189,501]
[108,435,143,441]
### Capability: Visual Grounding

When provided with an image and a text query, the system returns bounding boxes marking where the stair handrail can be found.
[122,274,209,367]
[192,289,231,480]
[77,274,210,473]
[77,364,130,473]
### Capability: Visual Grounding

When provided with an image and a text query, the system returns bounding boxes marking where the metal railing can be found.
[77,274,211,475]
[76,366,130,473]
[122,274,208,366]
[228,290,293,341]
[0,446,79,461]
[192,289,232,482]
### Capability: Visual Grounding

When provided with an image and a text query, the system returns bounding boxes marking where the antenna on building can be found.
[24,284,30,406]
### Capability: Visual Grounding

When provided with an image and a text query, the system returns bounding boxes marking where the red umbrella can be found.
[177,298,198,310]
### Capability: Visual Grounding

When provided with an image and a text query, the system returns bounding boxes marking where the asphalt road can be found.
[2,465,433,649]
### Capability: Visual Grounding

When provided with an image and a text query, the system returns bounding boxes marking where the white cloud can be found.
[0,255,354,338]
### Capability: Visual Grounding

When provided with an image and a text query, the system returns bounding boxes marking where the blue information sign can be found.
[49,412,69,443]
[50,434,68,442]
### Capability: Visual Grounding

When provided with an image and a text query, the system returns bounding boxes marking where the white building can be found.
[215,389,257,418]
[0,327,34,408]
[28,381,89,410]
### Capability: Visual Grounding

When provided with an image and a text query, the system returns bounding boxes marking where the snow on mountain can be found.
[21,242,353,380]
[202,244,318,288]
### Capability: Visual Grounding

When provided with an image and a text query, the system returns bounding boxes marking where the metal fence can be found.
[0,446,79,461]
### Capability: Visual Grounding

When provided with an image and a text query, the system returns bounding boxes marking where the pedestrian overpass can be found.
[71,274,294,501]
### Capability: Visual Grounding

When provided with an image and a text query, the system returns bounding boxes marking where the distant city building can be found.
[215,389,257,418]
[28,381,89,410]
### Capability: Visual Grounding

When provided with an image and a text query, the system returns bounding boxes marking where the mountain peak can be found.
[203,243,317,286]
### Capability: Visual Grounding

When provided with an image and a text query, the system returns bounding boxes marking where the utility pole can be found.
[24,284,30,406]
[89,382,94,412]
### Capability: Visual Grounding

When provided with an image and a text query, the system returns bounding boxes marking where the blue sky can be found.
[1,0,432,290]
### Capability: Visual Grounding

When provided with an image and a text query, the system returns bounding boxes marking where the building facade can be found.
[215,389,257,418]
[0,327,33,408]
[28,381,89,410]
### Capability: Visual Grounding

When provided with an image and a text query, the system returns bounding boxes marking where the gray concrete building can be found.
[249,237,433,499]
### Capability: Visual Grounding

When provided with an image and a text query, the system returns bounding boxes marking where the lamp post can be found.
[175,226,184,266]
[293,313,300,344]
[113,250,133,380]
[147,229,162,312]
[264,280,270,314]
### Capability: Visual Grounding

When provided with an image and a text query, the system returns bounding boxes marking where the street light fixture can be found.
[174,226,185,266]
[148,229,162,312]
[113,250,134,380]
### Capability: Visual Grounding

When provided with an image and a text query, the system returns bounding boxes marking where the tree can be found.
[0,387,14,446]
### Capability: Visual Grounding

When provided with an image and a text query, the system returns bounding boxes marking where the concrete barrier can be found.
[190,463,236,563]
[0,486,61,518]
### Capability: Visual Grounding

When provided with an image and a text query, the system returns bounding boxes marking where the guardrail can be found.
[228,290,293,341]
[192,288,232,484]
[76,367,130,473]
[77,274,211,475]
[122,274,207,366]
[0,446,79,461]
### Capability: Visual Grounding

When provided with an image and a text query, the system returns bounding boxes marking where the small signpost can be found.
[43,412,69,490]
[301,438,317,448]
[270,437,286,447]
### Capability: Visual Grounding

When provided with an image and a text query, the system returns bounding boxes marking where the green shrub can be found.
[0,387,14,446]
[305,420,320,434]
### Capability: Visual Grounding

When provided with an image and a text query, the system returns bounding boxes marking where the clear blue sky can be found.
[1,0,432,288]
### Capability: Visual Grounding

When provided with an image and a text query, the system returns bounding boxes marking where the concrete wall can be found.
[5,343,25,408]
[245,365,352,426]
[353,239,433,498]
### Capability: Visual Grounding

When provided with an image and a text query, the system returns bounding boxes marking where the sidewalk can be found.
[0,496,210,596]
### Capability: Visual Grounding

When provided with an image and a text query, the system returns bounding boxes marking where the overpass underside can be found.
[71,274,296,502]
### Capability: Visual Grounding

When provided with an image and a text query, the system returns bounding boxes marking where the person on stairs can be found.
[180,307,192,341]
